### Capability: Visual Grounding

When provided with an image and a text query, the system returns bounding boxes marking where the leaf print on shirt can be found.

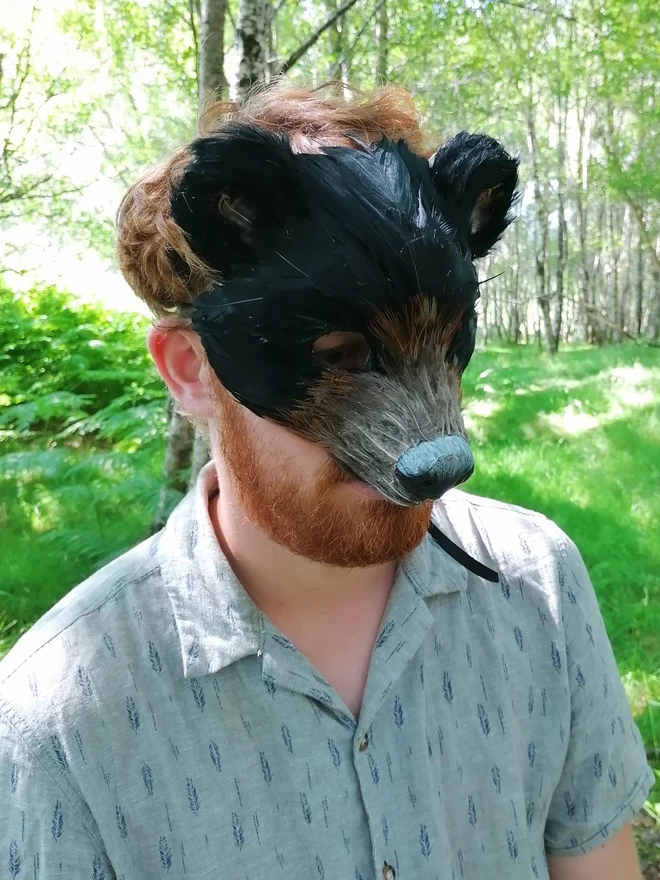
[528,687,534,716]
[367,753,380,786]
[281,725,293,753]
[159,836,173,872]
[608,765,617,787]
[10,764,19,794]
[593,754,603,780]
[375,620,395,648]
[115,806,128,839]
[93,854,106,880]
[478,704,491,737]
[8,840,20,878]
[526,801,535,829]
[528,742,536,767]
[209,741,221,773]
[382,815,389,846]
[575,665,586,689]
[51,801,63,840]
[231,812,244,849]
[260,752,272,786]
[77,666,93,698]
[393,696,404,728]
[551,641,562,672]
[141,763,154,795]
[501,577,510,600]
[126,697,140,734]
[465,643,472,668]
[271,633,297,651]
[513,627,523,652]
[50,734,69,771]
[328,739,341,769]
[497,706,506,736]
[443,672,453,704]
[316,855,325,879]
[103,633,116,658]
[420,825,432,860]
[585,623,595,647]
[186,640,199,665]
[190,679,205,712]
[300,792,312,825]
[507,830,518,861]
[491,765,502,795]
[468,796,477,827]
[186,778,200,815]
[148,642,162,675]
[263,674,276,698]
[564,791,576,818]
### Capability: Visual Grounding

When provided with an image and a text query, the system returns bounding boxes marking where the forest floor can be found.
[1,341,659,865]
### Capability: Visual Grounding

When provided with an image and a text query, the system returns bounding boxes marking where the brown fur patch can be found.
[369,295,464,361]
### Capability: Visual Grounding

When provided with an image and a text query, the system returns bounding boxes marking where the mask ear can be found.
[169,125,304,274]
[429,131,519,259]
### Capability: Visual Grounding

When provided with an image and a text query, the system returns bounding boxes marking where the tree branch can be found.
[276,0,362,76]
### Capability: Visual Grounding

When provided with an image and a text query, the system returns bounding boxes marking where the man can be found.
[0,83,653,879]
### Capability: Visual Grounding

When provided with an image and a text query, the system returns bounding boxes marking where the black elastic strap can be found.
[428,521,499,583]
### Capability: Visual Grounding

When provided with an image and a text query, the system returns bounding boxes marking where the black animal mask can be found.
[169,125,518,579]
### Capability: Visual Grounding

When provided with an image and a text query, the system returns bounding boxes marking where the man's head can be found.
[117,83,518,567]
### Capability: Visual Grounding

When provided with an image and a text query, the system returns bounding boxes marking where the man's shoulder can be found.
[0,530,167,691]
[435,487,570,577]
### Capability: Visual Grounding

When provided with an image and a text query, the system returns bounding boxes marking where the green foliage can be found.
[0,285,168,647]
[0,284,164,435]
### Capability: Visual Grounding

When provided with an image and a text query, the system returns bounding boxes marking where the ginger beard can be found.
[209,376,432,567]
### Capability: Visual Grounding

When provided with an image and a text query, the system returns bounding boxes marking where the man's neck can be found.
[208,483,398,621]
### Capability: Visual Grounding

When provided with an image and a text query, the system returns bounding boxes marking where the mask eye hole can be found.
[312,332,371,372]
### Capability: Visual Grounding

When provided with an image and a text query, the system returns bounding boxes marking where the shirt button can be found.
[358,732,369,751]
[382,863,395,880]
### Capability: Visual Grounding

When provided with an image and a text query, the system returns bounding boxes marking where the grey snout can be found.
[395,435,474,502]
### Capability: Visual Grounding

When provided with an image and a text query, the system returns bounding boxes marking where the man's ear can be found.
[429,131,519,259]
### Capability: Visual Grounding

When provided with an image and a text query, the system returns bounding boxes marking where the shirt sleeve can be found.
[0,711,115,879]
[543,526,654,856]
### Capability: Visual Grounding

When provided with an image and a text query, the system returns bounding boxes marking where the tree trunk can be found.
[375,0,388,85]
[199,0,226,98]
[151,403,194,533]
[635,226,644,338]
[526,101,554,354]
[233,0,269,100]
[552,95,568,348]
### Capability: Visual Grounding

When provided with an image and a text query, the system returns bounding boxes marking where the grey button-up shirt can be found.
[0,464,653,879]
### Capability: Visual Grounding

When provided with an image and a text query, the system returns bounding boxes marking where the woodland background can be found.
[1,0,659,867]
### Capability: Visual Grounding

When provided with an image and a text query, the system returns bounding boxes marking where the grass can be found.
[0,341,659,835]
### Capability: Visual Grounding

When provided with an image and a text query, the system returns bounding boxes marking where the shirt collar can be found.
[160,462,468,680]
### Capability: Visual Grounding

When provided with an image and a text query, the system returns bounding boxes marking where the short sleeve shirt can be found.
[0,463,653,880]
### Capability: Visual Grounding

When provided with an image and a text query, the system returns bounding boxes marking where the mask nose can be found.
[395,435,474,502]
